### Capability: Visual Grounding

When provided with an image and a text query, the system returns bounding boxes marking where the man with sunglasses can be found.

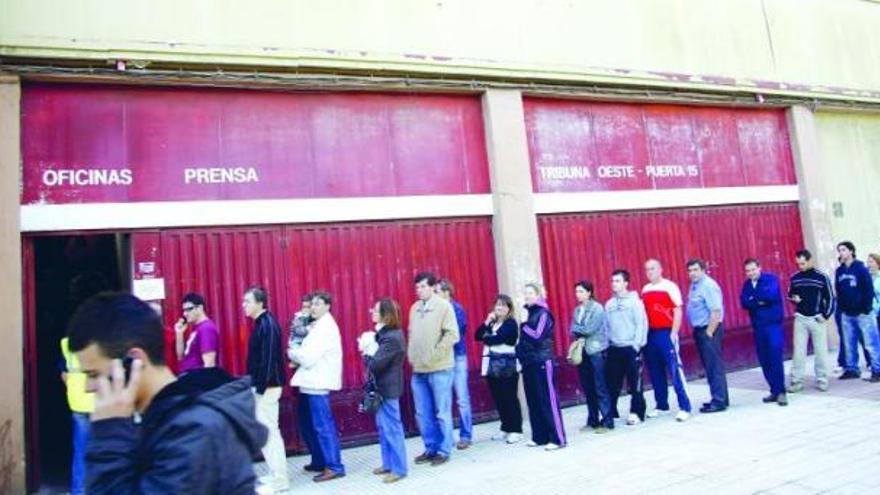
[174,293,219,373]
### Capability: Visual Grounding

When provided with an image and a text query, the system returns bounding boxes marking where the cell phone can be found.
[122,355,134,385]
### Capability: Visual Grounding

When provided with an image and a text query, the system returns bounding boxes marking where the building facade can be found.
[2,1,879,492]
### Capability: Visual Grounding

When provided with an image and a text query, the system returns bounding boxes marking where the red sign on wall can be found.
[524,98,796,193]
[21,84,491,204]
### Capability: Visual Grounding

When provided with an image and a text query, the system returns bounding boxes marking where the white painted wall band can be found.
[21,185,799,232]
[20,194,494,232]
[533,185,799,215]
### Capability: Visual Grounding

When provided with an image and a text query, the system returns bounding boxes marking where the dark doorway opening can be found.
[31,234,129,493]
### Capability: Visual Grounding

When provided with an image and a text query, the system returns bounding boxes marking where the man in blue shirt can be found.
[437,279,473,449]
[686,259,729,413]
[739,258,787,406]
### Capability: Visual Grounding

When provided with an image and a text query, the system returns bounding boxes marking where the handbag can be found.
[567,338,586,366]
[487,352,518,379]
[359,369,383,414]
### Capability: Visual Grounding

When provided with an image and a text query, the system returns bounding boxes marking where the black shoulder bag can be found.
[359,368,383,415]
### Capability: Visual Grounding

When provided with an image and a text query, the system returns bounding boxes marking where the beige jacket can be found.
[407,295,460,373]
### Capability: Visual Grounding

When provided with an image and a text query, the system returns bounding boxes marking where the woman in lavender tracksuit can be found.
[516,283,567,450]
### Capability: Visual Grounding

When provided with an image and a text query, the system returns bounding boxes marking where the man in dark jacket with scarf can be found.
[739,258,787,406]
[67,292,267,494]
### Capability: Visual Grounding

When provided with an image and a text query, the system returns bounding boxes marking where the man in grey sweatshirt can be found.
[604,269,648,425]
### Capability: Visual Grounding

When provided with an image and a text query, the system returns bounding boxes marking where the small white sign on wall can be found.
[133,278,166,301]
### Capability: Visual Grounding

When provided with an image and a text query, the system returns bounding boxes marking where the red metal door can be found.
[538,203,803,404]
[147,217,499,451]
[283,217,499,443]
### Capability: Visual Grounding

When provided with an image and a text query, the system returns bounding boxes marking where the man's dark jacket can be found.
[86,368,268,494]
[247,310,287,394]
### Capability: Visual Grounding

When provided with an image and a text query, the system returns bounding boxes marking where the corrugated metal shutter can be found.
[538,203,803,402]
[156,217,498,448]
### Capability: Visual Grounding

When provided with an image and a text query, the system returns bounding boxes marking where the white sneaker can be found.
[258,475,272,485]
[505,432,523,444]
[526,440,540,447]
[491,431,507,441]
[256,484,289,495]
[544,443,560,451]
[626,413,642,426]
[646,409,669,418]
[675,411,690,422]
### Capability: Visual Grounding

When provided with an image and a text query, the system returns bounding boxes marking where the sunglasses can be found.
[182,306,196,313]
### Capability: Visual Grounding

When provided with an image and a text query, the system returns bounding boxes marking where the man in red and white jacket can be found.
[641,259,692,422]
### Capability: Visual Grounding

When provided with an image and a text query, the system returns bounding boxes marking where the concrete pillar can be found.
[787,105,839,351]
[482,89,543,420]
[0,74,25,494]
[787,106,837,274]
[481,89,544,304]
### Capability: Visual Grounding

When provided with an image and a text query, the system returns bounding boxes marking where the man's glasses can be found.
[182,306,196,313]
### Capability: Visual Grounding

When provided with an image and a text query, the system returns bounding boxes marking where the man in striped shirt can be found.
[642,259,692,422]
[787,249,835,392]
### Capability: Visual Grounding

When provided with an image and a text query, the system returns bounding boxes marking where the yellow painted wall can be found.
[2,0,879,100]
[815,111,880,254]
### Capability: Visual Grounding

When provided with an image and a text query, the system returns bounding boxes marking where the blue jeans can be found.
[411,369,454,457]
[375,399,408,476]
[453,355,473,442]
[837,309,871,368]
[842,313,880,374]
[298,393,345,474]
[71,412,90,495]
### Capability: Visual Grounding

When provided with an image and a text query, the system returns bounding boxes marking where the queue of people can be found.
[64,240,880,494]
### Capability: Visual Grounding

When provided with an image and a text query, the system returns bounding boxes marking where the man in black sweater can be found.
[787,250,835,392]
[243,286,289,493]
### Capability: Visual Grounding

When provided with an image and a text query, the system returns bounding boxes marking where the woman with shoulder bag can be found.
[475,294,523,444]
[570,280,614,433]
[360,298,408,484]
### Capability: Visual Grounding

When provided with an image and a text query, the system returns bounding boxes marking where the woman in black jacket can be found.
[362,298,407,484]
[516,283,567,450]
[475,294,523,444]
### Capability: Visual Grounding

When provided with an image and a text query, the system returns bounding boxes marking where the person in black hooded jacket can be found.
[67,292,268,495]
[516,284,567,450]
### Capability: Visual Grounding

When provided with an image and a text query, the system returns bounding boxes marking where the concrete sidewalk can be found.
[259,357,880,495]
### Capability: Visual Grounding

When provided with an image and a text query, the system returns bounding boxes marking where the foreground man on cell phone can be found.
[68,292,268,494]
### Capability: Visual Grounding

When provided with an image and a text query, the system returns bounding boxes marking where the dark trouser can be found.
[644,329,692,412]
[576,350,614,428]
[605,346,646,421]
[753,322,785,396]
[693,325,729,407]
[521,360,567,446]
[836,308,871,368]
[486,374,523,434]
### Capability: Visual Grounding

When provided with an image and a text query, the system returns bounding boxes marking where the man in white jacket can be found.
[289,291,345,483]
